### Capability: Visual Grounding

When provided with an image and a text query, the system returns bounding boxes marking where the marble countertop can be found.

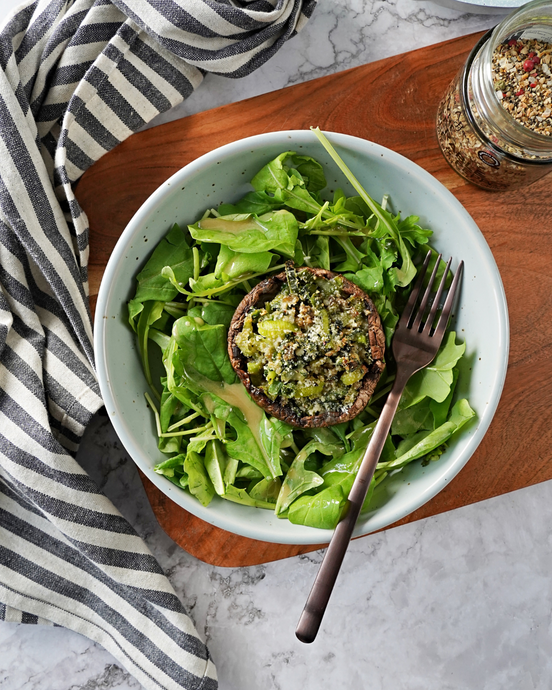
[4,1,552,689]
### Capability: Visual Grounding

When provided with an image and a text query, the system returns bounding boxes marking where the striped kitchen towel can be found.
[0,1,315,688]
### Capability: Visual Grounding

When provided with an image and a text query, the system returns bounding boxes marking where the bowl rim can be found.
[94,129,510,545]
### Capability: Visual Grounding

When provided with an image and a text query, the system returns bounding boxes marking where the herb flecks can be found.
[235,267,374,418]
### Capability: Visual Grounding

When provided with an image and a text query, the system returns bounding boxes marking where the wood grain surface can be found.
[77,31,552,567]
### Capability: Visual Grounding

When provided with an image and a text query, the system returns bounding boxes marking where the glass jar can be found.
[436,0,552,191]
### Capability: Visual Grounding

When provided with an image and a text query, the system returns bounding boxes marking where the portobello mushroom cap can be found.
[227,267,386,428]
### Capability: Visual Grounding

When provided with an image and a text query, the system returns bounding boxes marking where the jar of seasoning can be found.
[436,0,552,191]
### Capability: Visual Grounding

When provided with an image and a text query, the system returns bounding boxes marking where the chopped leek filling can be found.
[235,264,373,417]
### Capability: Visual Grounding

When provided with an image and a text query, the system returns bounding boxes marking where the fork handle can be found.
[295,368,412,644]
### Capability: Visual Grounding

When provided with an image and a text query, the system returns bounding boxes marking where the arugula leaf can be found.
[398,215,432,248]
[249,477,281,504]
[221,485,277,510]
[311,128,417,287]
[274,441,330,515]
[399,332,465,407]
[204,439,227,495]
[301,235,330,270]
[333,236,365,272]
[382,399,476,471]
[184,451,215,507]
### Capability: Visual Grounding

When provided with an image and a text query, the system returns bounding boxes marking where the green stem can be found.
[167,411,202,432]
[164,301,186,310]
[192,432,218,443]
[160,424,210,438]
[144,392,162,437]
[308,230,367,237]
[192,246,200,281]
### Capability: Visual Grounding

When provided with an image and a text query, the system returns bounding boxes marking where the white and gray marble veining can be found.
[4,413,552,690]
[146,0,499,127]
[2,1,551,689]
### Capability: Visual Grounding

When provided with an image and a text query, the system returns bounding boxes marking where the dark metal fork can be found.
[295,250,464,644]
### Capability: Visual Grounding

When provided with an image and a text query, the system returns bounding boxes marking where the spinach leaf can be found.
[159,387,180,433]
[251,152,361,228]
[224,456,239,486]
[214,244,273,280]
[287,484,346,530]
[154,454,186,477]
[251,152,327,196]
[172,316,237,384]
[218,191,281,216]
[131,224,195,309]
[250,151,297,193]
[199,301,236,328]
[259,416,293,478]
[391,398,434,436]
[188,210,298,258]
[430,368,459,428]
[225,410,273,479]
[188,272,224,295]
[294,155,327,192]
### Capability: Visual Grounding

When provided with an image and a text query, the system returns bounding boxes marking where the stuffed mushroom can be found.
[228,263,386,428]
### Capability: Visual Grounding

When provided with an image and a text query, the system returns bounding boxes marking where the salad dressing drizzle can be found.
[197,374,270,464]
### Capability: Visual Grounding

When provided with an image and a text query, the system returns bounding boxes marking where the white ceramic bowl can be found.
[94,130,509,545]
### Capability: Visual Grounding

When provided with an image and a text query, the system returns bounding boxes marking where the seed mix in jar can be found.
[436,30,552,192]
[493,37,552,136]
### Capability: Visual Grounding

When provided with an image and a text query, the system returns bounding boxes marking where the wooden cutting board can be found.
[77,31,552,567]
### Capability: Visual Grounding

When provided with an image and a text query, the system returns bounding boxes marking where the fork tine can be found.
[400,250,432,326]
[422,257,452,336]
[412,253,442,333]
[433,260,464,342]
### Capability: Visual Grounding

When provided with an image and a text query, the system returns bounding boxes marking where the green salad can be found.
[127,128,475,530]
